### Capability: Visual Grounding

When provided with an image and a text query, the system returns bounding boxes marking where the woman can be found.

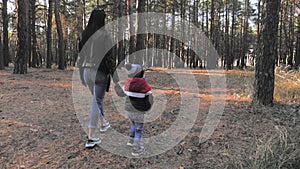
[78,9,121,148]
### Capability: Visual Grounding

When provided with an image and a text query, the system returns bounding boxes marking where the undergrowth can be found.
[226,126,300,169]
[226,69,300,102]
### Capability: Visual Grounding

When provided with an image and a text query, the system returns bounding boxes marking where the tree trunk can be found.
[240,0,249,69]
[255,0,263,66]
[162,0,167,68]
[187,6,191,68]
[205,0,209,37]
[253,0,281,106]
[28,1,32,68]
[295,2,300,69]
[31,0,38,68]
[287,1,295,66]
[14,0,29,74]
[225,0,231,70]
[193,0,199,68]
[135,0,146,65]
[0,34,3,70]
[168,1,176,69]
[144,0,150,67]
[127,0,136,62]
[83,0,86,28]
[207,0,217,69]
[46,0,53,68]
[180,0,186,67]
[214,0,220,56]
[2,0,10,67]
[278,0,283,66]
[282,1,288,65]
[210,0,215,41]
[231,0,237,69]
[117,2,125,67]
[54,0,65,70]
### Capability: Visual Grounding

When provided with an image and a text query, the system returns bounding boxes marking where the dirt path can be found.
[0,67,299,169]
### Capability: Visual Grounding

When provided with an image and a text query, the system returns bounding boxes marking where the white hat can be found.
[125,63,142,77]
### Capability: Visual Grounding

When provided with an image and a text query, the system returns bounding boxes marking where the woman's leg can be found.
[83,68,97,139]
[83,68,94,94]
[85,69,108,138]
[94,83,107,126]
[88,94,99,138]
[94,71,108,126]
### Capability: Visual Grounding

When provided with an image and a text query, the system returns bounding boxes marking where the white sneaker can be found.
[131,146,145,157]
[85,138,101,148]
[126,138,134,147]
[99,121,110,133]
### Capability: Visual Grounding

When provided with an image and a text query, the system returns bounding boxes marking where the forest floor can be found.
[0,66,299,169]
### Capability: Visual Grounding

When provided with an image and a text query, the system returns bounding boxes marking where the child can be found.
[123,63,153,157]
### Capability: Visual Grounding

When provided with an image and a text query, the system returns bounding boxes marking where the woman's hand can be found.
[114,82,126,97]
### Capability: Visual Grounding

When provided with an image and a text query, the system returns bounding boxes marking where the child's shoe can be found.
[131,146,145,157]
[100,121,110,133]
[126,138,134,147]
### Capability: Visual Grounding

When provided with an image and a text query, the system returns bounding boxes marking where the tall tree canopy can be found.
[0,0,298,72]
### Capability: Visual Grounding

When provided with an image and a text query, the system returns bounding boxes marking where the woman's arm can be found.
[104,34,120,83]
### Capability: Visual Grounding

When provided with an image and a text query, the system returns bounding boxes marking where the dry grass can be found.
[226,126,300,169]
[226,69,300,103]
[274,70,300,102]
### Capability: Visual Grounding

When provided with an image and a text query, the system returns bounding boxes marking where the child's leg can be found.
[129,121,136,138]
[126,121,136,146]
[133,113,144,146]
[133,122,144,147]
[131,121,145,156]
[128,113,145,156]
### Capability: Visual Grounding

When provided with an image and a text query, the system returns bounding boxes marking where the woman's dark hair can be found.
[79,9,106,51]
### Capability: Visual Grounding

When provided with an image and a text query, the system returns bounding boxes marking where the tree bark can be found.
[117,1,125,67]
[0,34,3,70]
[168,1,176,69]
[193,0,199,68]
[30,0,38,68]
[28,1,32,68]
[180,0,186,67]
[295,1,300,69]
[287,1,295,66]
[14,0,29,74]
[162,0,167,68]
[127,0,136,63]
[54,0,65,70]
[225,0,231,70]
[282,1,288,65]
[231,0,237,69]
[83,0,86,28]
[278,0,283,66]
[47,0,53,68]
[210,0,215,41]
[2,0,10,67]
[253,0,281,106]
[240,0,249,69]
[207,0,217,69]
[135,0,146,65]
